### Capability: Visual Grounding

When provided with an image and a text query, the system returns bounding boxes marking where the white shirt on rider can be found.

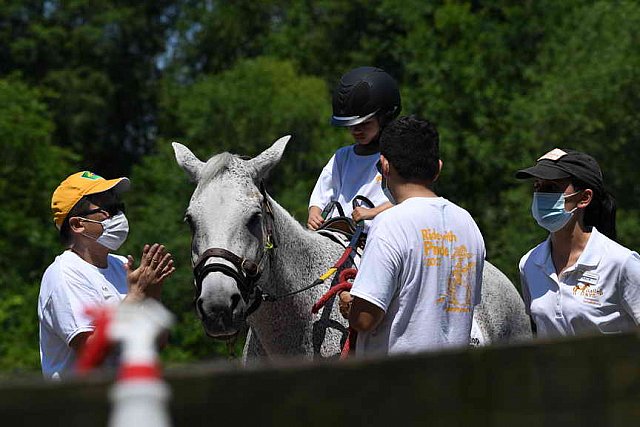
[350,196,485,357]
[519,227,640,337]
[38,250,128,379]
[309,145,388,222]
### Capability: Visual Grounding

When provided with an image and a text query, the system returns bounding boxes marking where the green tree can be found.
[0,0,177,176]
[162,56,344,216]
[496,0,640,279]
[0,77,74,372]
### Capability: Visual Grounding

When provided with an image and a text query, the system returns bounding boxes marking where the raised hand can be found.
[125,243,175,301]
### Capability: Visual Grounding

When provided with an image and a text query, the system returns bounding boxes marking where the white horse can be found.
[173,136,531,361]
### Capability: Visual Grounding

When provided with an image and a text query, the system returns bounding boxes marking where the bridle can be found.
[191,184,372,320]
[192,182,277,317]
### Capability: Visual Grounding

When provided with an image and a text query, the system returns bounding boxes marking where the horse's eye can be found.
[247,212,262,237]
[248,211,262,225]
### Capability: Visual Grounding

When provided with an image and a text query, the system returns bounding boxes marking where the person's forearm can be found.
[348,297,385,332]
[309,205,323,215]
[123,288,146,303]
[376,202,393,214]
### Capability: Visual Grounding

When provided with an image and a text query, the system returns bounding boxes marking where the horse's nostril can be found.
[230,293,241,313]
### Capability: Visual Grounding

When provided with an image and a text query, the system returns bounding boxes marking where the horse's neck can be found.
[263,198,342,294]
[249,198,343,355]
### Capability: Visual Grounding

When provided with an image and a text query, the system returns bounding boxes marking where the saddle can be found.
[315,199,372,250]
[316,216,367,251]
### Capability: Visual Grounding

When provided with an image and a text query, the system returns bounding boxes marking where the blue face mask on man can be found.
[377,159,397,205]
[381,173,397,205]
[531,191,580,232]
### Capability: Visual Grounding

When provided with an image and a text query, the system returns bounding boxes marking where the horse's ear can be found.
[248,135,291,179]
[172,142,204,182]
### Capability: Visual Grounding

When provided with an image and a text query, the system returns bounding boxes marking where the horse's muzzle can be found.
[197,297,243,338]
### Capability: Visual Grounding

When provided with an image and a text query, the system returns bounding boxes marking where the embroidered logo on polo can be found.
[573,273,603,306]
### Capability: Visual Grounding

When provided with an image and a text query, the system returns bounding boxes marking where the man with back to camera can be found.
[38,171,175,379]
[339,116,486,356]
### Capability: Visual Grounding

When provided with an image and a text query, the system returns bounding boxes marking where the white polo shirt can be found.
[519,227,640,337]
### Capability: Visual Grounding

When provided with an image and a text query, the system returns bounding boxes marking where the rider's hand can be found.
[338,291,353,319]
[352,206,376,223]
[125,243,175,301]
[307,206,325,230]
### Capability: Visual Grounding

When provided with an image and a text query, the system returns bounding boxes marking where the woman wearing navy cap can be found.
[516,148,640,337]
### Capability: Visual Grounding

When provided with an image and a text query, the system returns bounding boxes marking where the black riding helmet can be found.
[331,66,401,127]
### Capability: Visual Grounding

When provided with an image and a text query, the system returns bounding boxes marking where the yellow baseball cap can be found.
[51,171,131,229]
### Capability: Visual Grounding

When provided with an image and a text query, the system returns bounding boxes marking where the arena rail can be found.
[2,331,640,426]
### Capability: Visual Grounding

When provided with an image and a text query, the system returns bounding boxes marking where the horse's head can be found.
[173,136,290,338]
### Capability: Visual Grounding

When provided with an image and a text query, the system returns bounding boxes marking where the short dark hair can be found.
[380,115,439,182]
[59,196,92,246]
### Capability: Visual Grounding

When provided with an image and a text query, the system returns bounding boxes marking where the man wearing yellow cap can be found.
[38,171,175,380]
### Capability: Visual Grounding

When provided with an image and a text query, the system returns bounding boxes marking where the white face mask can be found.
[80,212,130,250]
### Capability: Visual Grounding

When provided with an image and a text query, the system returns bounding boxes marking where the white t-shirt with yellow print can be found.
[350,197,486,357]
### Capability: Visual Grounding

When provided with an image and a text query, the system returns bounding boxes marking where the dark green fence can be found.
[2,332,640,426]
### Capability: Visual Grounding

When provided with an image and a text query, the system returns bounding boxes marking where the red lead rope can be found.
[312,268,358,359]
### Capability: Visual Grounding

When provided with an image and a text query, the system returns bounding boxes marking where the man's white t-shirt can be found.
[38,250,128,379]
[519,227,640,337]
[309,145,389,221]
[350,197,485,357]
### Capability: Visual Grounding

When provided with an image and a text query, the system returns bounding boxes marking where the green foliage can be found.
[163,56,346,217]
[0,77,74,372]
[0,285,41,372]
[495,0,640,276]
[0,0,177,175]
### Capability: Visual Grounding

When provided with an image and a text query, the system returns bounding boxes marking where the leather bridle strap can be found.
[194,248,260,279]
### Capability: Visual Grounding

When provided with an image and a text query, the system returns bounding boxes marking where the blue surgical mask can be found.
[381,173,397,205]
[531,192,579,232]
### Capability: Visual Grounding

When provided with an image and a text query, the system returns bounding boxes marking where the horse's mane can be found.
[199,152,238,184]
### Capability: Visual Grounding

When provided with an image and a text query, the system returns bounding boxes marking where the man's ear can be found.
[432,159,443,183]
[68,217,85,233]
[380,155,391,177]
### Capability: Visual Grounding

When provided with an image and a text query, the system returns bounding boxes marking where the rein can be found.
[261,196,373,302]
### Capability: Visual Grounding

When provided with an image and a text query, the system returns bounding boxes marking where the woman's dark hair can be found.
[572,179,617,241]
